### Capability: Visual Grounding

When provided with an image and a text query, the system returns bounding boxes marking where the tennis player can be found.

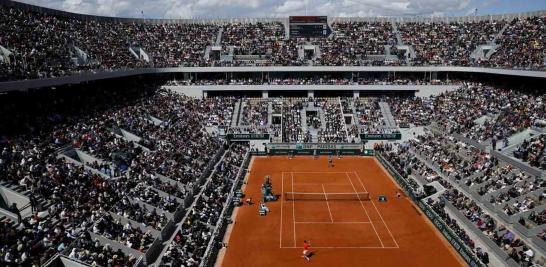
[302,240,312,262]
[328,155,333,167]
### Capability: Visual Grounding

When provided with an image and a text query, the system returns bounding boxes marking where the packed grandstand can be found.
[0,0,545,81]
[0,0,545,266]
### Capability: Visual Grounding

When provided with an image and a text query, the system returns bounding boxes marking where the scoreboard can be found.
[289,16,331,38]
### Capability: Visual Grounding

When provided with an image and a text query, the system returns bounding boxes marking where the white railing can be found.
[199,150,250,267]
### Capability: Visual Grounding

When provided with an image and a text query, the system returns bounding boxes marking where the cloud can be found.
[15,0,487,18]
[196,0,261,9]
[274,0,307,14]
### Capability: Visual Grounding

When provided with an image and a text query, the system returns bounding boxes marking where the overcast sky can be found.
[15,0,546,19]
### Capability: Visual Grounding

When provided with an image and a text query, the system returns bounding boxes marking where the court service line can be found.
[287,171,351,174]
[293,182,349,185]
[291,172,296,248]
[294,221,371,224]
[353,171,400,248]
[312,246,399,249]
[280,246,399,249]
[345,172,384,248]
[280,172,284,248]
[322,184,334,223]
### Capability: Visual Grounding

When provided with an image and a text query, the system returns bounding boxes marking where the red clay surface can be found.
[221,156,466,267]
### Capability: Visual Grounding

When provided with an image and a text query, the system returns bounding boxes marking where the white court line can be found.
[279,172,284,248]
[345,172,384,248]
[285,191,367,195]
[322,184,334,223]
[293,182,351,185]
[313,246,399,249]
[286,171,350,174]
[295,221,371,224]
[280,246,399,249]
[291,172,296,247]
[353,171,400,248]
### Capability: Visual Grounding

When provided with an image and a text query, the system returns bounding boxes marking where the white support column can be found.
[338,97,350,142]
[353,90,360,99]
[307,90,314,98]
[262,90,269,99]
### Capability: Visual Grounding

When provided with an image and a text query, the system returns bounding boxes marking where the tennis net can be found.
[284,192,370,201]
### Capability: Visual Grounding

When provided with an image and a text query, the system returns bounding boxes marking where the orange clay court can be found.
[220,156,466,267]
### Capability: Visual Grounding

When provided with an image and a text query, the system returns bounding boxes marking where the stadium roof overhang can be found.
[166,84,457,98]
[179,84,436,91]
[1,66,545,92]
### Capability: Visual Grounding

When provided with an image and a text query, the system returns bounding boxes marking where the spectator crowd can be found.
[382,130,544,266]
[1,2,545,82]
[161,143,248,266]
[513,135,546,170]
[387,82,545,144]
[0,87,246,266]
